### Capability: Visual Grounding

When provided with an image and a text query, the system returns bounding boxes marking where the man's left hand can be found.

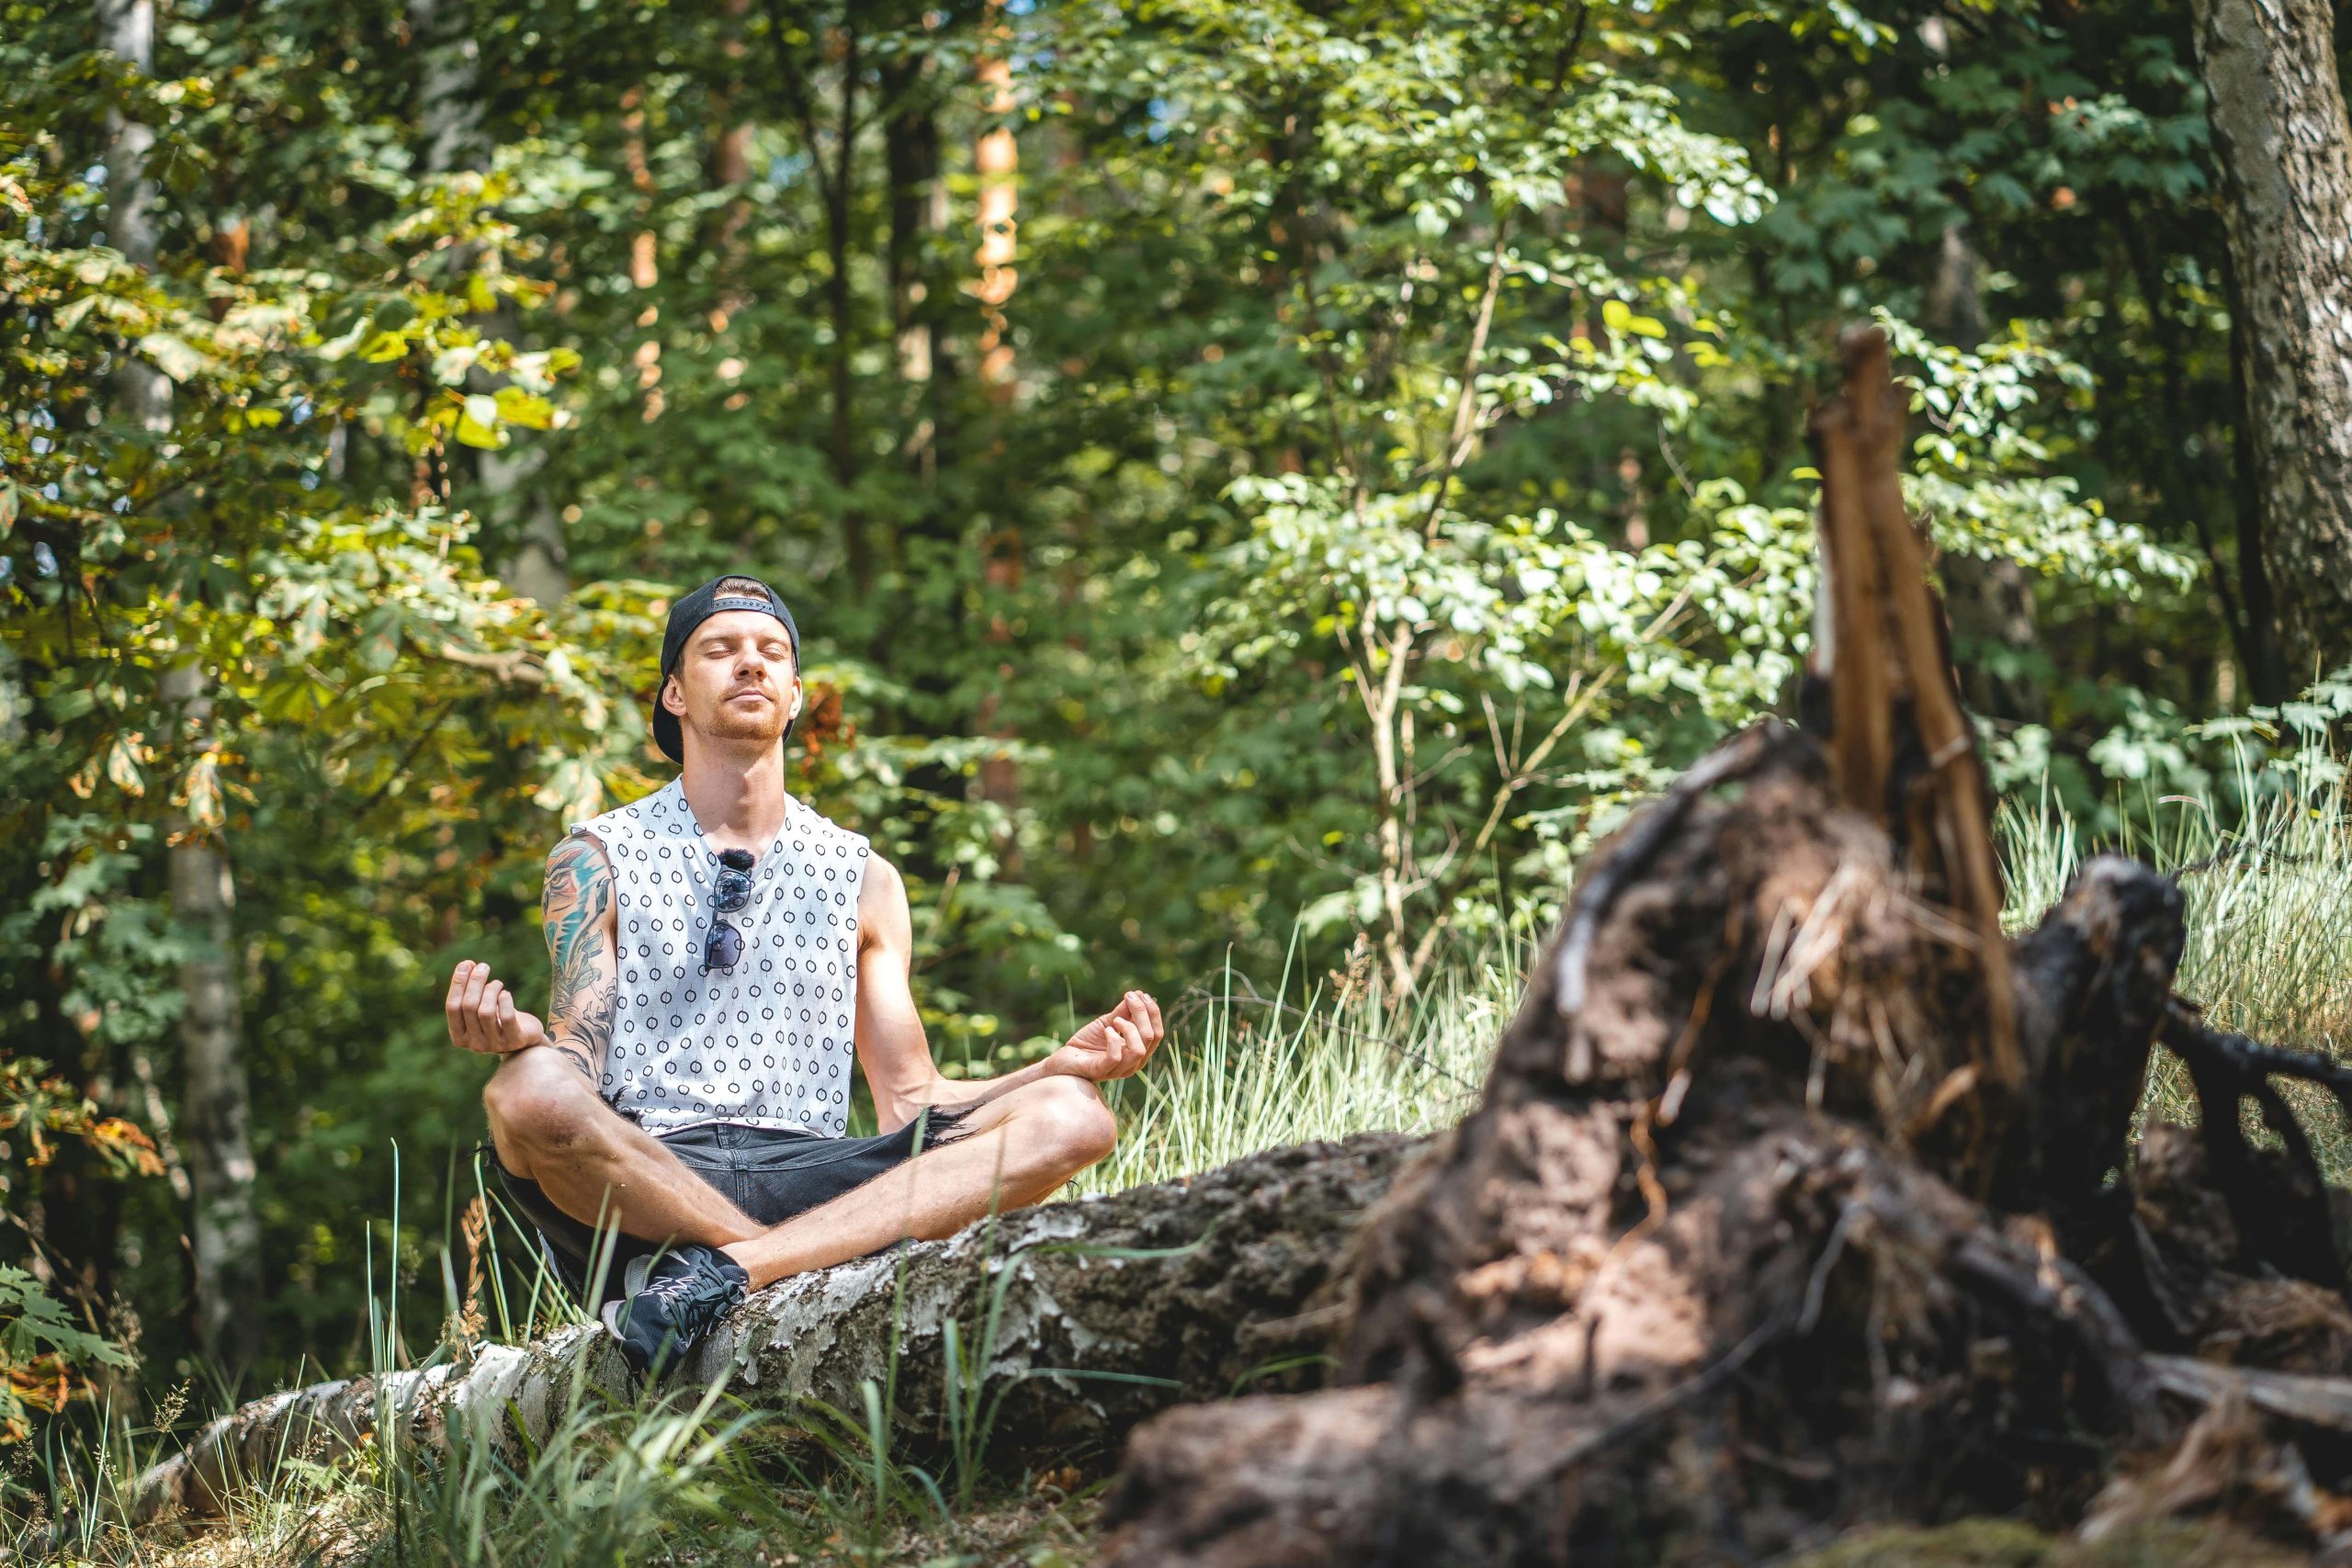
[1047,990,1165,1083]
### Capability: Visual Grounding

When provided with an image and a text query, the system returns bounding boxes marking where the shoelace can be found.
[642,1258,737,1336]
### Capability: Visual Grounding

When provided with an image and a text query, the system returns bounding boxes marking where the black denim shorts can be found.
[488,1107,971,1308]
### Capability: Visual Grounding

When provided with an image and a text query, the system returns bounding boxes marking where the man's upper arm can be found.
[853,853,936,1130]
[542,831,619,1081]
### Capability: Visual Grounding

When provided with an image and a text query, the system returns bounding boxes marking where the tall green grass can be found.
[2000,752,2352,1049]
[1073,951,1510,1198]
[1999,745,2352,1162]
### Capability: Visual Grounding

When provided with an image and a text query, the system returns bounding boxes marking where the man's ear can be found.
[661,673,685,716]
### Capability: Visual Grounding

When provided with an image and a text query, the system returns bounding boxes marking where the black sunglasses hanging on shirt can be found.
[701,848,756,975]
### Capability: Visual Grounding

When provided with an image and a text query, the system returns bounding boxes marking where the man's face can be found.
[663,609,801,753]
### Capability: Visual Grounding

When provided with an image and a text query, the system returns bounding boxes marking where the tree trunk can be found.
[162,666,265,1376]
[883,44,945,490]
[969,2,1024,836]
[101,0,266,1376]
[2225,243,2291,702]
[410,0,570,605]
[1924,220,2042,722]
[704,0,757,318]
[820,29,867,591]
[2190,0,2352,682]
[973,3,1018,403]
[128,1134,1413,1523]
[99,0,168,436]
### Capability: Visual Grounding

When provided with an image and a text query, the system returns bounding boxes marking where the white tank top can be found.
[567,778,868,1137]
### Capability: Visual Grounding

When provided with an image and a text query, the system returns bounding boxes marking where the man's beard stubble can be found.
[699,687,789,748]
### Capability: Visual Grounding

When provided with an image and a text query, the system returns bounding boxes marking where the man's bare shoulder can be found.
[542,831,615,928]
[857,848,910,946]
[859,847,906,905]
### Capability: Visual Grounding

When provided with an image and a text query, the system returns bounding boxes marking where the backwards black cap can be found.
[652,573,802,763]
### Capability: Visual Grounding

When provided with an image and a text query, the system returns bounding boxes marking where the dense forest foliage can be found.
[3,0,2347,1419]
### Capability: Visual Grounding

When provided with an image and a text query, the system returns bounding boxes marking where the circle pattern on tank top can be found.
[569,779,867,1137]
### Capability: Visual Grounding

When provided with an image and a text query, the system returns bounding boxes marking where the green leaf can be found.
[0,1265,130,1370]
[1602,299,1667,338]
[138,332,207,383]
[456,393,505,449]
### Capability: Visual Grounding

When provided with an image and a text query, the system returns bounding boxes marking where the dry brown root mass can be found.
[1102,726,2352,1565]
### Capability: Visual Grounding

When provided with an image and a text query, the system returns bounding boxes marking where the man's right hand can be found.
[446,959,550,1055]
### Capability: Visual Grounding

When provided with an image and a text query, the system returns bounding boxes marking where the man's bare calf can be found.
[483,1045,1117,1292]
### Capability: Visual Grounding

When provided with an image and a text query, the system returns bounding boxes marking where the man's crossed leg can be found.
[483,1043,1117,1293]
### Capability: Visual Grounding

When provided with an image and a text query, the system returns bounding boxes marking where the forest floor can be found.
[22,764,2352,1568]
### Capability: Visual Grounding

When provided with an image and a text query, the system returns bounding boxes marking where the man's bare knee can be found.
[1029,1076,1117,1173]
[483,1049,605,1172]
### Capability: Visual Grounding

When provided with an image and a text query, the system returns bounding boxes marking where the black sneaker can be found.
[599,1244,750,1379]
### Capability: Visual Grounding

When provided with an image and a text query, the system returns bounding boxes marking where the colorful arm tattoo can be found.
[541,832,618,1083]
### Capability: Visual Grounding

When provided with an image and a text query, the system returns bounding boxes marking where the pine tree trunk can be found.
[971,5,1023,824]
[100,0,265,1375]
[2189,0,2352,681]
[973,17,1018,403]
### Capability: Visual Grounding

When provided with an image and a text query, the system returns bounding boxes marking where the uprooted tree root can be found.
[1099,335,2352,1566]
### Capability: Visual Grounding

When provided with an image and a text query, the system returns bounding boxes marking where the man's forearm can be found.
[545,1035,601,1081]
[881,1056,1058,1133]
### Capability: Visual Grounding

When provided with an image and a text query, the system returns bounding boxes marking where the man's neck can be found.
[678,743,790,855]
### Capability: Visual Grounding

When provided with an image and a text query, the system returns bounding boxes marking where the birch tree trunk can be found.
[129,1134,1414,1523]
[162,671,265,1375]
[99,0,266,1374]
[2189,0,2352,680]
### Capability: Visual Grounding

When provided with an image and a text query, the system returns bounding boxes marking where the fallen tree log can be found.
[129,1131,1413,1524]
[1098,331,2352,1565]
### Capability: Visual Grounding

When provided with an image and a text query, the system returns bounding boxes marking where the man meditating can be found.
[444,573,1164,1374]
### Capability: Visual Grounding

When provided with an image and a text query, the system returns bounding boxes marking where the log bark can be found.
[2189,0,2352,679]
[128,1133,1413,1524]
